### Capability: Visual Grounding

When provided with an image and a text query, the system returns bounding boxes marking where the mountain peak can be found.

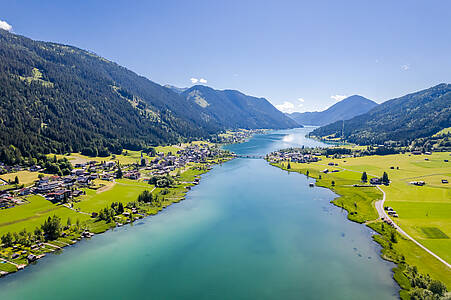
[287,95,377,126]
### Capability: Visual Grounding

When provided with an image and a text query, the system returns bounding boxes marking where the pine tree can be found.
[361,172,367,183]
[382,172,389,185]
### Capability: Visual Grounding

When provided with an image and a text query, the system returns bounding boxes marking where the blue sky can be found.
[2,0,451,112]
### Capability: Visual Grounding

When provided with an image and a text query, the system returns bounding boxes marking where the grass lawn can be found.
[74,179,153,214]
[0,195,91,236]
[0,261,17,273]
[0,171,40,186]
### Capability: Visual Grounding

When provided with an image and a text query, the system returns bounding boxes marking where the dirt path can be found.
[96,180,116,194]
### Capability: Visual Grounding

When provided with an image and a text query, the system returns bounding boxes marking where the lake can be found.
[0,128,398,299]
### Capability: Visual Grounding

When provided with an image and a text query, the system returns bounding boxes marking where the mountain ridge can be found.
[287,95,377,126]
[311,84,451,145]
[0,29,295,160]
[179,85,300,129]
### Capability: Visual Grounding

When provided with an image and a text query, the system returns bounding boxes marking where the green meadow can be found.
[274,151,451,288]
[0,171,41,186]
[0,195,91,236]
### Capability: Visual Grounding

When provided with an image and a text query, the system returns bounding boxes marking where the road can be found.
[318,162,450,268]
[376,186,450,269]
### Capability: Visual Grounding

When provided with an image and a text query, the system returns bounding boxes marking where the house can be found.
[47,190,70,201]
[27,254,37,262]
[410,181,425,186]
[72,190,84,197]
[370,178,382,185]
[442,179,448,184]
[71,169,84,176]
[412,150,422,155]
[18,188,31,196]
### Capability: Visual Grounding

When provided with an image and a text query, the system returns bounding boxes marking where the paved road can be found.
[376,186,450,269]
[318,162,450,268]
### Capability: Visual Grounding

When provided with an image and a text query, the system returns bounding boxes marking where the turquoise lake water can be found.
[0,128,398,299]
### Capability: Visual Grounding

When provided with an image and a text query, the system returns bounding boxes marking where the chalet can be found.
[105,161,116,169]
[71,169,84,176]
[410,181,425,186]
[370,178,382,185]
[77,176,91,186]
[35,181,60,193]
[18,188,31,196]
[412,150,422,155]
[27,254,37,262]
[124,171,140,180]
[47,190,71,201]
[442,179,448,184]
[29,165,41,172]
[72,190,84,197]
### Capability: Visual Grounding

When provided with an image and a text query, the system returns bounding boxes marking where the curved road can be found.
[318,162,450,269]
[375,186,450,269]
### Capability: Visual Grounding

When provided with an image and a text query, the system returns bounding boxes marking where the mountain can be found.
[0,30,295,160]
[164,85,188,94]
[287,95,377,126]
[179,85,299,129]
[0,29,226,159]
[311,84,451,145]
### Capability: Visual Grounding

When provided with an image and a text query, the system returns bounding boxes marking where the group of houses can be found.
[0,143,228,210]
[145,144,221,176]
[266,151,321,164]
[0,160,120,208]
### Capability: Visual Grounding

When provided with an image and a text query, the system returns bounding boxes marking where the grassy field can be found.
[73,179,153,214]
[0,171,40,186]
[52,150,152,166]
[0,195,91,236]
[273,151,451,289]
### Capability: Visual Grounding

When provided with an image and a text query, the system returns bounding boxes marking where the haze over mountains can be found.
[312,84,451,144]
[0,29,296,157]
[287,95,378,126]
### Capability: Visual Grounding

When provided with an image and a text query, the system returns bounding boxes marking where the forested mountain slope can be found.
[311,84,451,145]
[287,95,377,126]
[0,30,295,162]
[180,85,299,129]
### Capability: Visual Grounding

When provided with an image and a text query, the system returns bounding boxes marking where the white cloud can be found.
[401,64,410,71]
[276,100,304,113]
[297,98,305,103]
[190,77,207,84]
[0,20,12,31]
[330,95,347,102]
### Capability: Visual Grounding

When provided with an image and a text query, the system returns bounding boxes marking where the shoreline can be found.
[269,160,450,299]
[0,154,234,278]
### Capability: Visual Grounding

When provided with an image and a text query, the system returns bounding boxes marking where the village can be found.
[0,143,230,211]
[0,142,234,276]
[266,150,321,164]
